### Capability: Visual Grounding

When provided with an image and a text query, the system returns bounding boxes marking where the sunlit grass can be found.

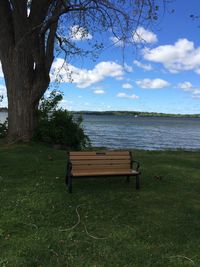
[0,141,200,266]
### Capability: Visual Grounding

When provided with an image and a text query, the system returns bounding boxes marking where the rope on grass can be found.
[167,255,195,265]
[58,204,107,240]
[83,222,107,240]
[58,204,83,232]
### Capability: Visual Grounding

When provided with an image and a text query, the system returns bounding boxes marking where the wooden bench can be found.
[66,151,141,193]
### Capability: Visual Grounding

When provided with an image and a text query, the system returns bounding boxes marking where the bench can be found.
[66,151,141,193]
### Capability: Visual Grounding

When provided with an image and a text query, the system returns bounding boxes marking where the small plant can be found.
[0,95,8,138]
[0,119,8,138]
[35,90,90,149]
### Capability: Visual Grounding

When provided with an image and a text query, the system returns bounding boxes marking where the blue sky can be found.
[1,0,200,114]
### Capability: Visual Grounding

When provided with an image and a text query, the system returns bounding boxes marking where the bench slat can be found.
[72,170,136,177]
[71,159,130,165]
[70,155,130,160]
[70,151,130,156]
[72,164,130,171]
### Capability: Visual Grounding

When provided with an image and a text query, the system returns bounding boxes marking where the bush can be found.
[0,95,8,138]
[35,90,90,149]
[0,119,8,138]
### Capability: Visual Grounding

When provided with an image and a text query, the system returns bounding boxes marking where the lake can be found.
[82,114,200,150]
[1,112,200,150]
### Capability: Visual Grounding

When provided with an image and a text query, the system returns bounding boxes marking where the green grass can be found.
[0,141,200,267]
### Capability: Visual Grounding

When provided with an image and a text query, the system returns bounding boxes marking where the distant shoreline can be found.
[1,109,200,118]
[0,108,8,112]
[73,111,200,118]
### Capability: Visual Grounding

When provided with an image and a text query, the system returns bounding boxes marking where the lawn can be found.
[0,141,200,267]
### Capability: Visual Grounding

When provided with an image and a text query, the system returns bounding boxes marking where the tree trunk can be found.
[2,48,50,142]
[0,2,61,142]
[7,90,39,142]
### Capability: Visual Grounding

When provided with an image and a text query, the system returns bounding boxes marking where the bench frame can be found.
[66,151,141,193]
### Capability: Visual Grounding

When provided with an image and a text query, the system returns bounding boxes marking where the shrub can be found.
[35,90,90,149]
[0,95,8,138]
[0,119,8,138]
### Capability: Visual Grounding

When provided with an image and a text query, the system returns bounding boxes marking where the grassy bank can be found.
[0,141,200,267]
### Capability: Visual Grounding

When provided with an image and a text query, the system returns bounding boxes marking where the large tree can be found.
[0,0,164,142]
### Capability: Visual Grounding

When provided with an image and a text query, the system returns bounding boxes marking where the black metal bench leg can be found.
[126,176,130,182]
[65,171,68,186]
[68,174,72,193]
[136,175,140,190]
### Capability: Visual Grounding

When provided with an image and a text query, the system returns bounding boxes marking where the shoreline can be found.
[1,110,200,118]
[73,111,200,118]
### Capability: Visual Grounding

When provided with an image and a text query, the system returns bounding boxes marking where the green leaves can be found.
[35,90,90,149]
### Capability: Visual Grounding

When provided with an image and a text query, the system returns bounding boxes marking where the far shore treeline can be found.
[1,108,200,118]
[73,111,200,118]
[0,108,8,112]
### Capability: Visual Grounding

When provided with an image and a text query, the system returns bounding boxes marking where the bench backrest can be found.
[69,151,132,173]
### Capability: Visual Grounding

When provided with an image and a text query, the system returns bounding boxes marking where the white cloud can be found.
[122,83,133,89]
[133,60,153,71]
[192,95,200,99]
[133,26,157,44]
[69,25,92,41]
[136,78,170,89]
[0,62,4,78]
[143,38,200,73]
[51,58,127,88]
[0,84,6,97]
[0,84,7,106]
[178,81,193,91]
[124,63,133,73]
[117,92,139,99]
[178,81,200,98]
[94,89,105,94]
[59,99,74,110]
[195,69,200,74]
[110,36,125,47]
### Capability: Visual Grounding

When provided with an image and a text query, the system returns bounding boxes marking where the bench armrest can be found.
[131,160,140,172]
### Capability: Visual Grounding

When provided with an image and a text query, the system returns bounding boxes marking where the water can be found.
[81,114,200,150]
[0,112,7,123]
[1,112,200,150]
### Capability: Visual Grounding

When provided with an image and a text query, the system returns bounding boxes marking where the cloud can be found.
[136,78,170,89]
[178,81,193,91]
[132,26,157,44]
[193,95,200,99]
[94,89,105,94]
[124,63,133,73]
[0,84,6,97]
[143,38,200,73]
[0,84,8,106]
[59,99,73,110]
[133,60,153,71]
[178,81,200,98]
[51,58,128,88]
[117,92,139,99]
[110,36,125,47]
[69,25,92,41]
[122,83,133,89]
[0,62,4,78]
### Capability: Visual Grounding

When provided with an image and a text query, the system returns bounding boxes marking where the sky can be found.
[1,0,200,114]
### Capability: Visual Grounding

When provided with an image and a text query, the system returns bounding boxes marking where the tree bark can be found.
[1,43,50,142]
[0,1,54,142]
[7,91,39,142]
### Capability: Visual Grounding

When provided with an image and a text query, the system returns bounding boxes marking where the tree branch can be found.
[0,0,14,57]
[45,21,58,73]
